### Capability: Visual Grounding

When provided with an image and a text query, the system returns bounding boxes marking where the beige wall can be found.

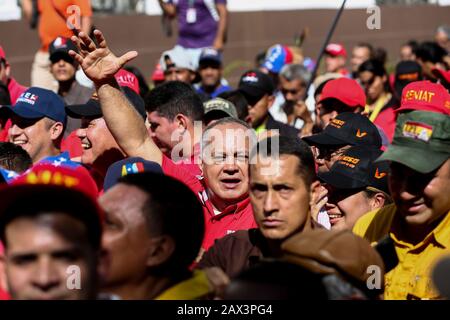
[1,5,449,87]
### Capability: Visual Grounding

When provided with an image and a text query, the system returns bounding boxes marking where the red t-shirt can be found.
[374,106,397,143]
[161,156,256,250]
[0,77,28,142]
[61,130,83,158]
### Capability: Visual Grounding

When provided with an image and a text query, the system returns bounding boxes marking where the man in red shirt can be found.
[144,81,204,177]
[0,46,27,142]
[69,29,257,251]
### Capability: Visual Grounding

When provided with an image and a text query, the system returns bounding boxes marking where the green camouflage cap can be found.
[203,97,238,119]
[376,111,450,173]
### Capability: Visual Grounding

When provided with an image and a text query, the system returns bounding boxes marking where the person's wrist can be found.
[94,78,119,92]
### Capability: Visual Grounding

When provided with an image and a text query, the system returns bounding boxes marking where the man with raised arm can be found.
[69,30,257,252]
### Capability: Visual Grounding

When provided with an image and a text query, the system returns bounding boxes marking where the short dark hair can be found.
[118,172,204,275]
[372,47,388,66]
[217,90,249,121]
[144,81,204,122]
[414,41,447,64]
[355,42,374,57]
[251,136,316,187]
[0,142,33,173]
[358,59,387,77]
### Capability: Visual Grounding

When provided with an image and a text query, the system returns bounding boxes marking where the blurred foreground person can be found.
[0,165,103,300]
[99,172,218,300]
[225,229,385,300]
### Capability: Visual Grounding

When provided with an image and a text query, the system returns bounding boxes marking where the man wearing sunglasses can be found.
[303,112,382,174]
[238,69,299,138]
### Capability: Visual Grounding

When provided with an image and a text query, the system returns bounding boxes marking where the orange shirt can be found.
[38,0,92,52]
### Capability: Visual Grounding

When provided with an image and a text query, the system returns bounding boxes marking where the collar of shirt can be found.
[205,196,251,221]
[390,210,450,250]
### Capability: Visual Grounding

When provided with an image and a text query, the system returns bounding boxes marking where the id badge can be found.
[186,8,197,23]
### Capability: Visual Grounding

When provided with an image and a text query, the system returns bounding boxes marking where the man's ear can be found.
[50,121,64,141]
[370,192,386,210]
[5,64,11,78]
[329,110,339,120]
[189,71,196,83]
[309,180,322,204]
[267,95,275,108]
[175,114,189,131]
[146,235,176,268]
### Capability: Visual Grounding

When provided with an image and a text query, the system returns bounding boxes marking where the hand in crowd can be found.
[294,101,314,137]
[310,182,328,223]
[69,30,138,85]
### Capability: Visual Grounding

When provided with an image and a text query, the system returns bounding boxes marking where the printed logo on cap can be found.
[242,72,259,84]
[329,118,345,129]
[53,37,68,49]
[356,129,367,138]
[398,72,420,81]
[374,168,387,179]
[403,89,435,104]
[24,170,80,188]
[402,121,433,142]
[121,162,145,177]
[16,92,39,106]
[445,101,450,110]
[338,156,360,168]
[266,45,283,65]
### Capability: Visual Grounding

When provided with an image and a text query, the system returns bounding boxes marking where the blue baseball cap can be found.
[104,157,164,191]
[262,44,293,74]
[199,48,222,66]
[1,87,66,124]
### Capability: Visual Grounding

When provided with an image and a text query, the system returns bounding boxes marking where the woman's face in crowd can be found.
[359,71,386,103]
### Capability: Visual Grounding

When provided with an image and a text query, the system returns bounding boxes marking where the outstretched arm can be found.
[69,30,163,165]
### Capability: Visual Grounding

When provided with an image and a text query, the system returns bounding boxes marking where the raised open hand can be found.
[69,29,138,86]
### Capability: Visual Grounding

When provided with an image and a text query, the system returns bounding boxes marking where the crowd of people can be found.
[0,0,449,300]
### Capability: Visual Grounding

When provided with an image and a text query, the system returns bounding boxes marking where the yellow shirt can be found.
[353,204,450,300]
[155,270,211,300]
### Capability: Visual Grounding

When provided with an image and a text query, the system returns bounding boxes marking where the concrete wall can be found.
[1,5,449,87]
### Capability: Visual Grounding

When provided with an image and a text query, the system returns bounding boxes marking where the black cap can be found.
[238,69,275,105]
[49,37,78,63]
[66,87,146,120]
[303,112,382,148]
[394,61,422,100]
[318,146,390,194]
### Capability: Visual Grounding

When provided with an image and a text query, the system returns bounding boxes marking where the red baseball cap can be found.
[396,80,450,115]
[325,43,347,57]
[115,69,140,95]
[11,163,99,199]
[318,78,366,108]
[152,63,165,82]
[0,165,103,249]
